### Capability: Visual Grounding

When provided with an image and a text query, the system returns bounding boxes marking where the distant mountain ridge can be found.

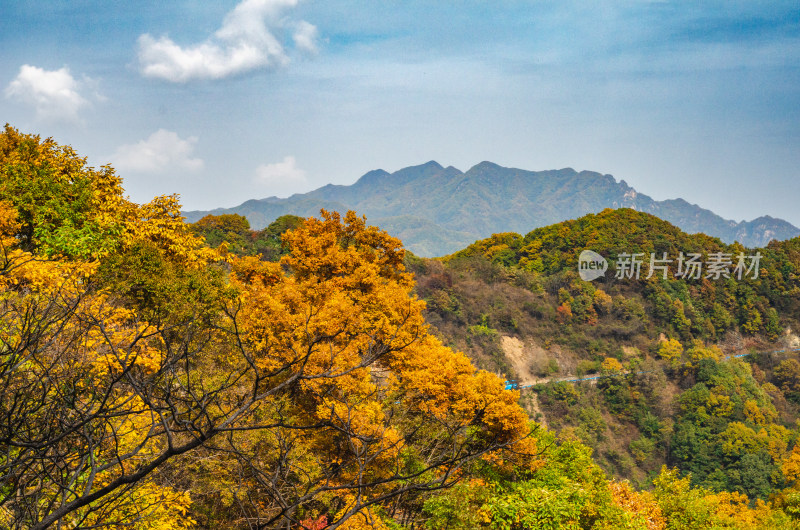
[183,161,800,256]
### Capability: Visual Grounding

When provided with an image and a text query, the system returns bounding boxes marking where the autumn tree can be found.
[657,338,684,365]
[210,210,539,528]
[0,124,127,258]
[0,126,538,529]
[190,213,303,259]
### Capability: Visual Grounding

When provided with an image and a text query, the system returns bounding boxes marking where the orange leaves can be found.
[281,210,408,286]
[0,200,20,250]
[230,255,283,288]
[385,335,477,418]
[383,333,532,450]
[78,296,164,377]
[230,210,426,390]
[782,445,800,486]
[609,481,665,530]
[1,193,542,526]
[226,208,538,517]
[1,126,553,527]
[332,496,392,530]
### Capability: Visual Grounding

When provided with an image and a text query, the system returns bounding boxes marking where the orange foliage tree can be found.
[0,126,538,530]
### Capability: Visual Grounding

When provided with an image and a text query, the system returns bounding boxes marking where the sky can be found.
[1,1,799,226]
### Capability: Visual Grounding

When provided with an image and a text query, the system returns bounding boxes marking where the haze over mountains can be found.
[184,161,800,257]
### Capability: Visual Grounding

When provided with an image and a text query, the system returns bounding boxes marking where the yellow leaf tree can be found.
[0,128,538,530]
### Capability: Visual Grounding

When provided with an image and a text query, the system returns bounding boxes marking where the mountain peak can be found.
[389,160,448,184]
[556,167,577,176]
[469,161,502,172]
[354,168,391,187]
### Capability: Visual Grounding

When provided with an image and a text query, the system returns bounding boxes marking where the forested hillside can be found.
[407,208,800,507]
[4,125,800,529]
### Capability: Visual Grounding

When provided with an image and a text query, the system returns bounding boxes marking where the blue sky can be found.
[2,1,799,227]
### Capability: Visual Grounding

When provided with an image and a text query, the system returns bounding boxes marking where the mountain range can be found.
[183,161,800,256]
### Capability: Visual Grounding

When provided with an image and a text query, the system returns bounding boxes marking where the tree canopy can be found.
[4,124,800,529]
[0,126,536,529]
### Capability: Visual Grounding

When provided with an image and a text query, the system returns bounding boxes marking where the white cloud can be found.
[110,130,204,173]
[254,156,307,197]
[4,65,94,122]
[292,20,319,55]
[137,0,319,82]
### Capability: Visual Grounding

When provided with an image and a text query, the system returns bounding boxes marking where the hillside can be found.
[190,202,800,504]
[407,208,800,497]
[184,161,800,256]
[6,124,800,528]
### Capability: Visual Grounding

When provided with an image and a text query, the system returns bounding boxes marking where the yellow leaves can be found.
[0,244,164,379]
[720,422,760,457]
[80,297,163,377]
[471,371,531,441]
[385,335,475,418]
[89,164,127,220]
[131,485,196,530]
[447,232,522,263]
[0,125,85,184]
[651,466,775,529]
[1,198,542,526]
[593,288,613,315]
[0,126,126,258]
[224,209,539,519]
[782,445,800,486]
[1,128,553,525]
[744,399,767,426]
[384,333,532,449]
[719,422,790,462]
[657,338,683,364]
[702,490,769,528]
[123,195,220,267]
[601,357,624,374]
[687,340,723,363]
[0,200,20,250]
[333,496,391,530]
[64,480,196,530]
[230,254,282,288]
[706,393,734,418]
[281,210,409,287]
[764,424,792,462]
[0,506,11,529]
[1,200,100,293]
[1,126,224,263]
[0,245,98,295]
[317,399,384,440]
[230,211,427,393]
[102,393,163,462]
[609,481,665,530]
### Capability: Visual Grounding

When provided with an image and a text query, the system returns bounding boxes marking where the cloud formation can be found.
[111,130,204,173]
[4,65,92,122]
[254,156,307,197]
[138,0,319,82]
[292,21,319,54]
